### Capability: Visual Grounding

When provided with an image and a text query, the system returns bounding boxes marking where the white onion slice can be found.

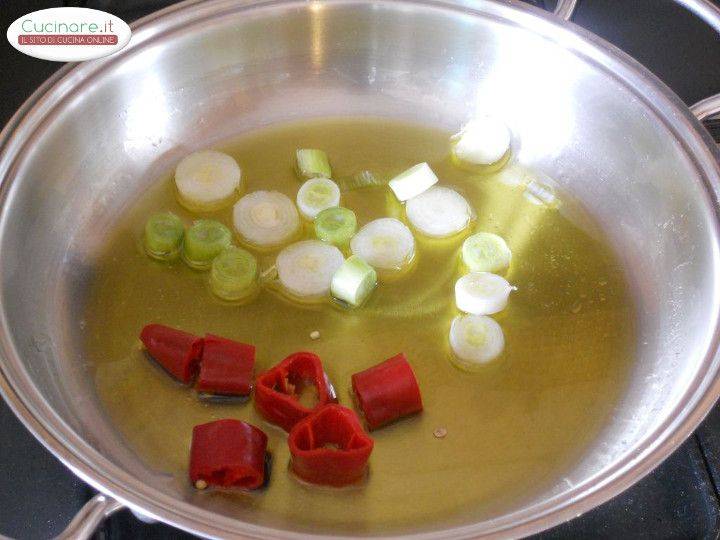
[276,240,344,299]
[350,218,415,272]
[462,232,512,273]
[296,177,341,220]
[452,116,511,166]
[405,186,473,238]
[449,314,505,366]
[233,191,300,248]
[388,163,439,202]
[175,150,241,211]
[455,272,513,315]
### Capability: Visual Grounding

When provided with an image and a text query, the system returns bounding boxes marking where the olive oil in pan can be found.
[85,118,635,533]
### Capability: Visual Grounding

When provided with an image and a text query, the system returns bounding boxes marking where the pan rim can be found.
[0,0,719,538]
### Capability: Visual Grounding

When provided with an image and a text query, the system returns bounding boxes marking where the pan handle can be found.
[551,0,720,124]
[53,493,124,540]
[552,0,577,21]
[691,94,720,123]
[552,0,720,31]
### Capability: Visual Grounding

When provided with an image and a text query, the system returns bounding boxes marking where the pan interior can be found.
[85,117,635,533]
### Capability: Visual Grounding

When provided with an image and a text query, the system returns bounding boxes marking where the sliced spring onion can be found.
[451,116,511,169]
[209,246,258,301]
[524,179,560,208]
[144,212,184,261]
[296,149,332,180]
[405,186,473,238]
[259,264,278,284]
[233,191,300,249]
[174,150,241,212]
[385,190,404,220]
[455,272,513,315]
[496,163,531,187]
[314,207,357,246]
[462,232,512,273]
[182,220,233,269]
[331,255,378,307]
[388,163,439,201]
[350,218,415,272]
[336,170,385,191]
[296,177,341,220]
[276,240,344,300]
[449,314,505,368]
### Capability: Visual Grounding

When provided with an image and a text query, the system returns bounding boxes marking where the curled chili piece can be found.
[288,404,373,487]
[189,419,268,490]
[196,334,255,397]
[254,351,337,432]
[351,353,423,430]
[140,324,203,384]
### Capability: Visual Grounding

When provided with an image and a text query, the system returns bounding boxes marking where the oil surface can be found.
[85,118,635,533]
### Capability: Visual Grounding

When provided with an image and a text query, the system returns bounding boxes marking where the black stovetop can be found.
[0,1,719,538]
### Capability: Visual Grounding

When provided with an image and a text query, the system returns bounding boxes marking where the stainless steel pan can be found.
[1,0,719,538]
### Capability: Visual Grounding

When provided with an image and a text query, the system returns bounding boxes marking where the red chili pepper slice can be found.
[254,351,337,432]
[195,335,255,396]
[140,324,203,384]
[288,404,373,487]
[351,353,423,430]
[189,419,268,490]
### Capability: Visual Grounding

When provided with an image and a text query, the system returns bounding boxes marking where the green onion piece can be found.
[331,255,378,307]
[462,232,512,273]
[388,163,438,201]
[182,219,233,270]
[449,314,505,368]
[209,246,258,301]
[259,264,278,284]
[297,178,341,220]
[314,207,357,246]
[277,240,344,300]
[144,212,184,261]
[296,149,331,180]
[335,170,385,191]
[450,116,512,172]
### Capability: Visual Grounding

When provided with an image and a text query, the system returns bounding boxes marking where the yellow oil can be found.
[85,118,635,533]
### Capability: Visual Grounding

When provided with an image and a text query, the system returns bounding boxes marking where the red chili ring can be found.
[140,324,203,384]
[288,404,374,487]
[196,334,255,396]
[351,353,423,430]
[189,419,268,490]
[254,351,337,432]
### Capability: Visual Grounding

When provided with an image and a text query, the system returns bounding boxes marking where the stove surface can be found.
[0,1,719,539]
